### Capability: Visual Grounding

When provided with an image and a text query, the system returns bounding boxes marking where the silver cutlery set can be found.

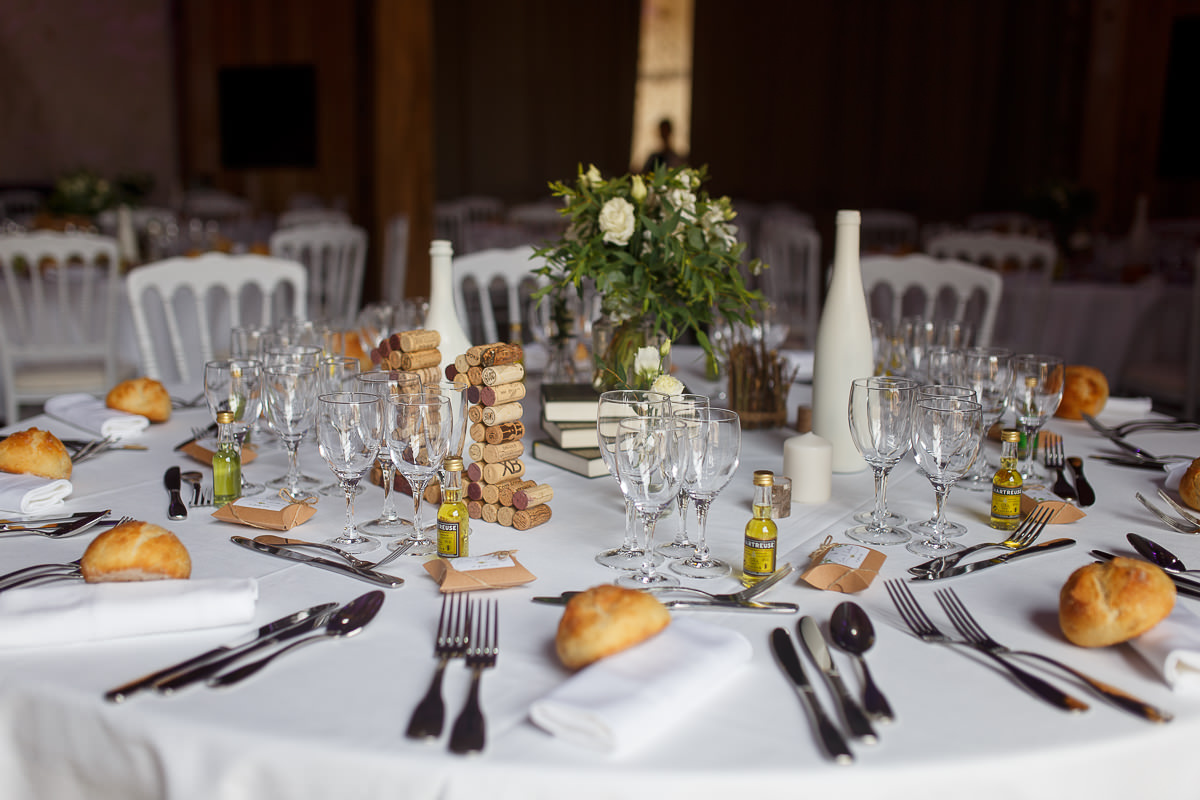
[530,563,797,612]
[1083,413,1198,470]
[905,505,1073,581]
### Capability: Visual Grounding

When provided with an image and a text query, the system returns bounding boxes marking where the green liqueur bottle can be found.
[213,410,241,507]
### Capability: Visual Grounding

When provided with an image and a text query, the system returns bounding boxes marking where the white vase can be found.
[423,239,474,364]
[811,210,874,473]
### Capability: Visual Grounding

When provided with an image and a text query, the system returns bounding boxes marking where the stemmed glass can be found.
[906,397,983,557]
[1011,354,1065,481]
[846,376,918,545]
[910,383,976,538]
[262,363,320,501]
[203,358,265,496]
[386,393,453,556]
[264,343,325,486]
[595,390,670,569]
[356,370,423,536]
[318,356,362,496]
[316,392,383,554]
[614,416,688,588]
[923,346,962,386]
[671,407,741,579]
[957,347,1014,491]
[658,393,710,558]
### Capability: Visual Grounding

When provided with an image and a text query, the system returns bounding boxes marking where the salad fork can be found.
[449,597,498,754]
[909,506,1052,576]
[407,593,471,739]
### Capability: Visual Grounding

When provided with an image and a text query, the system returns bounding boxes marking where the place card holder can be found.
[799,536,886,593]
[423,550,537,591]
[211,491,317,530]
[1019,490,1086,523]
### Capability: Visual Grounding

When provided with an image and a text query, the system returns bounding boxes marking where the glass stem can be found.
[622,498,637,552]
[872,466,888,525]
[931,483,950,544]
[380,460,398,520]
[341,478,358,542]
[673,491,691,545]
[411,479,427,538]
[639,513,660,580]
[1020,422,1039,478]
[691,496,712,562]
[284,436,302,490]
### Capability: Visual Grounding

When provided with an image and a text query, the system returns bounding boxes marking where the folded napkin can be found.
[1166,462,1188,491]
[529,619,752,755]
[0,578,258,648]
[0,473,72,514]
[45,393,149,440]
[1129,603,1200,690]
[1096,396,1154,421]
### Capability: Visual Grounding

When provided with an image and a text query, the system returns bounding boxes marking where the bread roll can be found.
[555,584,670,670]
[80,520,191,582]
[0,428,71,479]
[1180,457,1200,511]
[1059,557,1175,647]
[106,376,172,423]
[1054,365,1109,420]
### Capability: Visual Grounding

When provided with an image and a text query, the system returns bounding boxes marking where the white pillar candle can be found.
[783,432,833,504]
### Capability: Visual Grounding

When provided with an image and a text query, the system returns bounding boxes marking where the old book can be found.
[531,439,608,478]
[540,383,601,422]
[540,415,599,449]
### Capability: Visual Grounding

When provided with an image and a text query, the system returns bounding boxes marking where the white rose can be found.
[634,345,661,378]
[667,188,697,221]
[651,374,684,396]
[584,164,603,188]
[599,197,636,246]
[631,174,647,202]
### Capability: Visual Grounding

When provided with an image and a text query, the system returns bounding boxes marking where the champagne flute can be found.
[203,358,264,496]
[386,393,453,556]
[907,397,983,557]
[670,407,741,579]
[357,370,423,536]
[658,393,710,558]
[1011,354,1065,482]
[846,376,918,545]
[262,363,320,501]
[595,390,669,569]
[316,392,383,554]
[615,416,688,588]
[318,356,362,497]
[957,347,1014,491]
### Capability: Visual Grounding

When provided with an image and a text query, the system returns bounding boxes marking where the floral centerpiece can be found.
[533,163,764,390]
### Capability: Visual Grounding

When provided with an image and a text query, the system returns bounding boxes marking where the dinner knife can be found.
[529,594,799,612]
[165,466,187,520]
[230,536,405,588]
[0,510,110,530]
[797,616,878,743]
[0,509,111,538]
[1066,457,1096,507]
[104,601,339,702]
[769,627,854,765]
[1091,550,1200,600]
[912,538,1076,581]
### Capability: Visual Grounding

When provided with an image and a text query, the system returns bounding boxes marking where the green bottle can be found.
[213,410,241,506]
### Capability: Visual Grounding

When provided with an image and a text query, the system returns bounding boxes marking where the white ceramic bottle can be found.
[423,239,473,363]
[811,210,874,473]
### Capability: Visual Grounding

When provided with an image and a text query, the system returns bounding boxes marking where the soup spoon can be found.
[829,601,894,723]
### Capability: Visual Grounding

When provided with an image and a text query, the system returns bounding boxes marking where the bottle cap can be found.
[753,469,775,486]
[216,411,235,424]
[1001,429,1020,443]
[444,455,464,471]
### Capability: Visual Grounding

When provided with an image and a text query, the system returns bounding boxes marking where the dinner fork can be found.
[1081,413,1200,438]
[406,593,471,740]
[1042,434,1076,501]
[884,580,1088,711]
[449,597,498,754]
[71,436,115,465]
[189,487,215,507]
[1157,489,1200,528]
[908,505,1053,576]
[1135,492,1200,534]
[934,588,1171,722]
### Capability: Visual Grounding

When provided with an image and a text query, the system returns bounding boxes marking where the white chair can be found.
[269,223,366,326]
[861,254,1004,347]
[0,232,123,423]
[925,230,1057,285]
[126,253,307,382]
[277,208,352,229]
[860,209,918,254]
[757,214,821,348]
[382,213,410,306]
[97,206,178,236]
[452,246,545,344]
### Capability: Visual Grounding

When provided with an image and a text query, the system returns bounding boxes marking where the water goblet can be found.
[316,392,383,554]
[910,383,977,538]
[923,345,963,386]
[203,358,265,496]
[658,393,711,559]
[615,416,688,588]
[262,362,320,501]
[957,347,1014,491]
[386,393,453,556]
[1011,353,1065,482]
[846,376,918,545]
[317,356,363,496]
[670,407,741,579]
[357,370,423,536]
[906,397,983,557]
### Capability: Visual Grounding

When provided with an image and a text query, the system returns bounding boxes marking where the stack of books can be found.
[532,383,607,477]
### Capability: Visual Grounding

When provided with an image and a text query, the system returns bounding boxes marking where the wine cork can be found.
[477,342,523,367]
[467,404,484,424]
[455,353,471,374]
[469,422,488,442]
[467,366,484,385]
[484,421,525,445]
[369,348,385,366]
[479,382,526,406]
[513,504,552,530]
[468,441,486,462]
[452,372,470,390]
[466,462,484,483]
[398,329,440,352]
[481,401,523,426]
[482,458,525,484]
[513,483,553,510]
[377,337,393,356]
[466,480,484,502]
[466,385,483,404]
[497,479,536,506]
[386,351,404,370]
[467,500,483,519]
[481,503,499,523]
[399,349,441,371]
[414,366,441,386]
[481,363,525,386]
[496,505,515,527]
[465,344,488,367]
[482,440,524,463]
[444,363,458,381]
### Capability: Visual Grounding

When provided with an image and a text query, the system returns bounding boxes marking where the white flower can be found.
[666,188,697,221]
[584,164,603,188]
[651,373,684,396]
[599,197,636,246]
[630,174,647,202]
[634,345,661,379]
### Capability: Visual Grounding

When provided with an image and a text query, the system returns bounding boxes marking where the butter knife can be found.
[165,466,187,520]
[911,538,1076,581]
[769,627,854,764]
[230,536,405,588]
[797,616,877,743]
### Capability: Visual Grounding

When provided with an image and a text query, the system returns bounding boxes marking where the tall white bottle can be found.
[811,210,874,473]
[423,239,474,364]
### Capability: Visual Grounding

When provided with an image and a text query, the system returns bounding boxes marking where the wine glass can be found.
[670,407,741,579]
[910,383,977,538]
[1011,353,1065,481]
[595,389,670,569]
[923,346,962,386]
[203,358,265,496]
[317,356,362,496]
[846,376,918,545]
[957,347,1014,491]
[262,362,320,501]
[614,416,688,588]
[658,393,710,558]
[906,397,983,558]
[316,392,383,554]
[386,393,453,556]
[901,316,935,380]
[264,343,325,487]
[356,370,423,536]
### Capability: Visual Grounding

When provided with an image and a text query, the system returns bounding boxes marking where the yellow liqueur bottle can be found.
[990,429,1023,531]
[437,456,470,558]
[212,410,241,507]
[743,470,778,584]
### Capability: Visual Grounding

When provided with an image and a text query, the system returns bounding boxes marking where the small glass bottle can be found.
[437,456,470,558]
[990,429,1023,530]
[212,410,241,506]
[743,470,778,584]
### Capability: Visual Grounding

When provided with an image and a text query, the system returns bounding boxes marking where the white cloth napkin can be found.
[1129,603,1200,690]
[1096,396,1154,421]
[0,473,72,514]
[529,619,752,755]
[0,578,258,648]
[44,393,149,439]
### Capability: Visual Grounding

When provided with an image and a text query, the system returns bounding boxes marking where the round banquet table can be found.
[2,363,1200,800]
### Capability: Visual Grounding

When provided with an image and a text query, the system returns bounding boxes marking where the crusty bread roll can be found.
[106,376,172,423]
[555,584,670,670]
[1180,457,1200,511]
[81,520,191,582]
[1054,364,1109,420]
[1059,557,1175,647]
[0,427,72,480]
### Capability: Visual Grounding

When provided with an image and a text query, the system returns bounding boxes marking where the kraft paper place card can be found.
[800,537,886,594]
[211,492,317,530]
[423,550,536,592]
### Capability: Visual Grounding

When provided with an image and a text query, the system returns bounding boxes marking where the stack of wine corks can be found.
[369,329,442,387]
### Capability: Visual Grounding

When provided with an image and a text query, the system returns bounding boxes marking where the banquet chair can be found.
[277,208,352,229]
[757,214,821,348]
[453,246,545,344]
[860,209,918,254]
[925,231,1057,285]
[0,232,123,423]
[861,254,1003,347]
[269,223,366,327]
[126,253,307,382]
